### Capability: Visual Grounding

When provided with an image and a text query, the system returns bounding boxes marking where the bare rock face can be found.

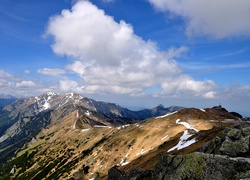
[108,153,250,180]
[227,128,242,140]
[201,122,250,157]
[242,126,250,136]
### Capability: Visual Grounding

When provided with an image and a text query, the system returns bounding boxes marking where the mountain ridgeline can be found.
[0,92,181,163]
[0,92,248,180]
[0,94,17,107]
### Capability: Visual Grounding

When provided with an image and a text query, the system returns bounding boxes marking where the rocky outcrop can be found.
[200,122,250,157]
[108,152,250,180]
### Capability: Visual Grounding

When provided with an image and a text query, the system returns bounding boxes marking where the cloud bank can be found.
[46,0,215,98]
[148,0,250,38]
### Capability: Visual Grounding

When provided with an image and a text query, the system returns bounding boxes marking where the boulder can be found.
[220,137,237,156]
[242,127,250,136]
[201,123,250,157]
[227,128,242,140]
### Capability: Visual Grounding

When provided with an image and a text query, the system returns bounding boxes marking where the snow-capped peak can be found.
[64,93,84,100]
[35,92,57,112]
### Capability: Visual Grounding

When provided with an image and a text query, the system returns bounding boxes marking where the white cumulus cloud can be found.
[0,70,12,78]
[37,68,66,76]
[16,81,35,88]
[148,0,250,39]
[60,79,83,92]
[202,91,216,99]
[46,1,215,98]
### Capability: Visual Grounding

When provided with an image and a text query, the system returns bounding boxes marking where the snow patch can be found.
[135,124,144,128]
[77,110,79,118]
[117,124,130,130]
[136,148,153,156]
[47,92,57,96]
[176,119,198,132]
[167,130,196,152]
[210,120,219,122]
[85,110,90,116]
[156,111,177,119]
[42,101,50,110]
[199,108,206,112]
[161,135,168,141]
[118,158,130,166]
[73,120,77,129]
[117,153,130,166]
[94,125,112,128]
[167,118,198,152]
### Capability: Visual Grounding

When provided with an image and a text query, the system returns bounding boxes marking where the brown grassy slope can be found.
[115,107,240,174]
[12,107,240,180]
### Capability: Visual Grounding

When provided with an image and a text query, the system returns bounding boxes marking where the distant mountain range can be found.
[0,92,182,164]
[0,94,17,107]
[0,92,248,180]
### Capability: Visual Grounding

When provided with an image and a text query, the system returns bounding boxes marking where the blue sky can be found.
[0,0,250,116]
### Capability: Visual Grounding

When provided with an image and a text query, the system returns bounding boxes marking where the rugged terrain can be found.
[0,92,182,179]
[0,93,244,180]
[109,122,250,180]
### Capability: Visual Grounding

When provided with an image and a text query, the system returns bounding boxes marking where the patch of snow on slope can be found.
[42,100,50,110]
[199,108,206,112]
[161,135,168,141]
[35,92,57,112]
[81,128,90,132]
[156,111,177,119]
[135,123,144,128]
[136,148,153,156]
[176,119,198,132]
[73,110,79,129]
[167,130,196,152]
[167,118,198,152]
[94,125,112,128]
[118,153,130,166]
[85,110,90,116]
[47,92,57,96]
[117,124,130,130]
[118,159,129,166]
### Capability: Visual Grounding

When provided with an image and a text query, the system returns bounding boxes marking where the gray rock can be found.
[202,123,250,157]
[228,128,242,140]
[108,153,250,180]
[233,136,250,155]
[220,137,237,156]
[236,170,250,179]
[242,127,250,136]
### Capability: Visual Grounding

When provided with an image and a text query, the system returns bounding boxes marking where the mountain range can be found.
[0,92,181,164]
[0,92,249,180]
[0,94,17,107]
